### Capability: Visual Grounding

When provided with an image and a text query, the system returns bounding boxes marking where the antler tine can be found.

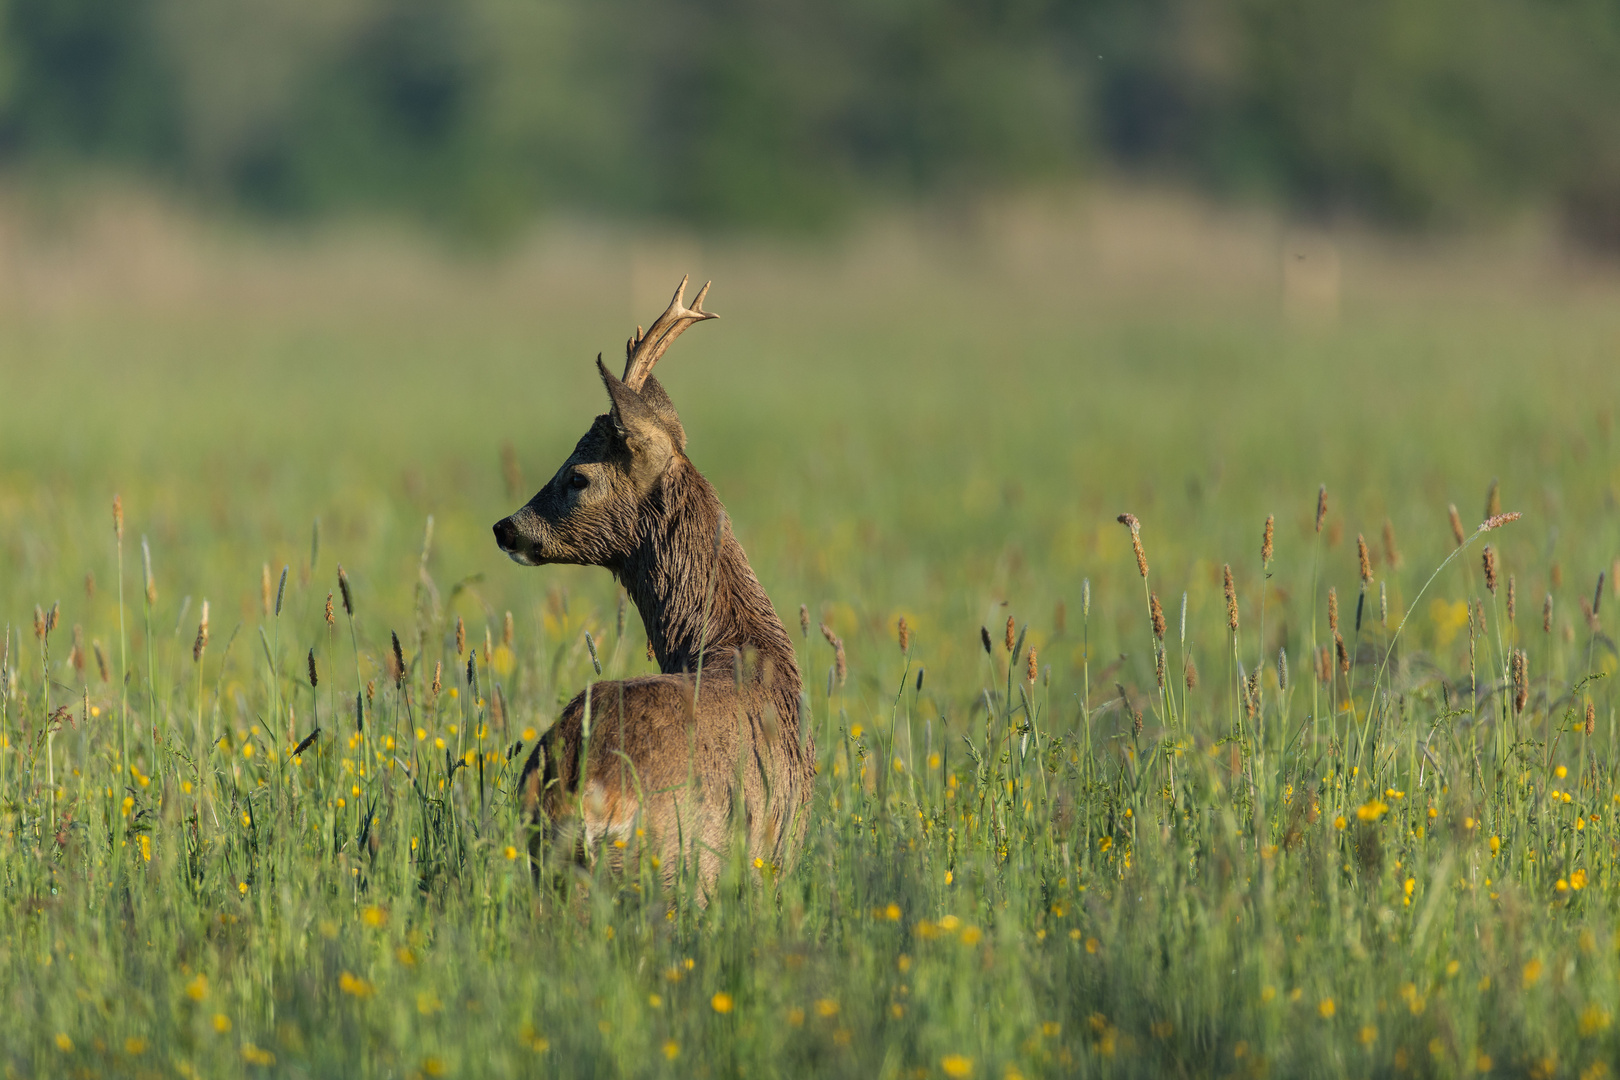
[621,275,718,390]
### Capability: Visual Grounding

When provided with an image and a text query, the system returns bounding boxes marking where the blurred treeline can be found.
[3,0,1619,241]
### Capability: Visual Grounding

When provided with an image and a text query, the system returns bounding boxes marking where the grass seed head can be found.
[193,601,209,663]
[46,600,59,634]
[503,611,514,648]
[1358,534,1372,584]
[261,564,272,617]
[1118,513,1148,578]
[1224,565,1238,631]
[142,539,156,606]
[799,604,809,637]
[1150,592,1165,639]
[84,572,95,601]
[112,494,123,542]
[1277,647,1289,692]
[1474,598,1487,635]
[431,661,442,697]
[1544,592,1553,633]
[1448,504,1465,547]
[980,626,992,656]
[1327,586,1338,634]
[1582,597,1600,633]
[325,591,334,628]
[274,565,287,617]
[307,648,318,688]
[391,631,406,686]
[1587,701,1597,736]
[1027,646,1038,683]
[93,640,108,682]
[1379,581,1388,626]
[33,605,43,640]
[1315,485,1327,533]
[1596,571,1607,616]
[338,565,354,615]
[897,616,909,653]
[1382,518,1400,568]
[1004,616,1015,653]
[1262,515,1274,565]
[1053,600,1066,637]
[1507,575,1516,622]
[1480,511,1521,531]
[1335,632,1349,674]
[1184,655,1198,691]
[1510,649,1527,713]
[820,623,847,684]
[1483,546,1498,594]
[455,616,466,656]
[1485,477,1501,520]
[1316,645,1331,685]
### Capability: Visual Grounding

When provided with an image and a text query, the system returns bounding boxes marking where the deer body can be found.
[494,280,813,894]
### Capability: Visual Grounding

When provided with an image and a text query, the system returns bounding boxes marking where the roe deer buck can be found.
[493,277,814,895]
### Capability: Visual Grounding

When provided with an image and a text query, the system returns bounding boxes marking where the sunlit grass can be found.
[2,211,1620,1076]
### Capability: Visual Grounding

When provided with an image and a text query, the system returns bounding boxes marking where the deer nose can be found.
[493,517,519,551]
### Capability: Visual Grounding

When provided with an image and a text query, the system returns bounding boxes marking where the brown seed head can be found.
[1246,668,1260,719]
[1482,546,1497,594]
[1150,592,1166,640]
[112,494,123,541]
[503,611,514,648]
[1005,616,1015,653]
[1119,514,1148,577]
[1510,649,1527,714]
[1335,631,1349,674]
[1357,534,1372,584]
[431,661,442,697]
[1485,478,1500,521]
[1382,519,1399,569]
[47,601,59,634]
[1315,486,1327,533]
[1507,575,1516,623]
[1184,655,1198,691]
[390,631,406,686]
[456,617,466,656]
[1474,598,1487,636]
[1262,515,1274,565]
[1277,647,1289,692]
[70,626,84,676]
[799,604,810,637]
[366,679,375,703]
[1316,645,1331,685]
[261,564,272,618]
[94,640,109,683]
[1586,701,1596,736]
[33,605,44,640]
[1448,505,1465,547]
[1027,646,1038,684]
[84,572,95,601]
[1552,562,1563,589]
[337,566,354,615]
[1327,587,1338,634]
[307,648,318,689]
[1480,512,1521,532]
[1223,564,1239,632]
[897,616,909,653]
[193,600,210,663]
[1582,597,1600,633]
[1543,593,1553,633]
[820,624,847,685]
[1596,572,1607,617]
[980,626,992,655]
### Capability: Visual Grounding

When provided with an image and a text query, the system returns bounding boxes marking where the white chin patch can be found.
[505,548,541,566]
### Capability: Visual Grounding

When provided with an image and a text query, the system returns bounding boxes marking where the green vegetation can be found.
[2,216,1620,1077]
[3,0,1620,237]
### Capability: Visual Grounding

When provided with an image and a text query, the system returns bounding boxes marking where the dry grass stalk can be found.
[1482,546,1498,594]
[1223,565,1238,631]
[1448,505,1465,547]
[1358,534,1372,584]
[1262,515,1274,565]
[820,624,847,685]
[193,601,209,663]
[1150,593,1166,639]
[1118,513,1148,578]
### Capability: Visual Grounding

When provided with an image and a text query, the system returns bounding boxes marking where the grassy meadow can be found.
[2,191,1620,1077]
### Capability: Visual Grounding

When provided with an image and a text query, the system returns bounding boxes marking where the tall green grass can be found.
[2,219,1619,1077]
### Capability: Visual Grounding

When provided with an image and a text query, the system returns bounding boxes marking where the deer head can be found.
[493,277,717,567]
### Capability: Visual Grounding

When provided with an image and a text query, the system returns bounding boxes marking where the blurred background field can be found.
[4,2,1620,1077]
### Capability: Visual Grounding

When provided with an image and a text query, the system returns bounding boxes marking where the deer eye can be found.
[569,472,590,490]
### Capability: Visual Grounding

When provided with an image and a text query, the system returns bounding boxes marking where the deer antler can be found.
[622,275,718,391]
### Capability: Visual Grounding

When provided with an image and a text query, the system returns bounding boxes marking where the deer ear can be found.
[639,374,687,450]
[597,356,673,481]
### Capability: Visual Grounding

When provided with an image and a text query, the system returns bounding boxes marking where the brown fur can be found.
[493,288,812,896]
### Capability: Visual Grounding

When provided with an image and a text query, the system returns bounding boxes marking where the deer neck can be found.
[618,461,798,693]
